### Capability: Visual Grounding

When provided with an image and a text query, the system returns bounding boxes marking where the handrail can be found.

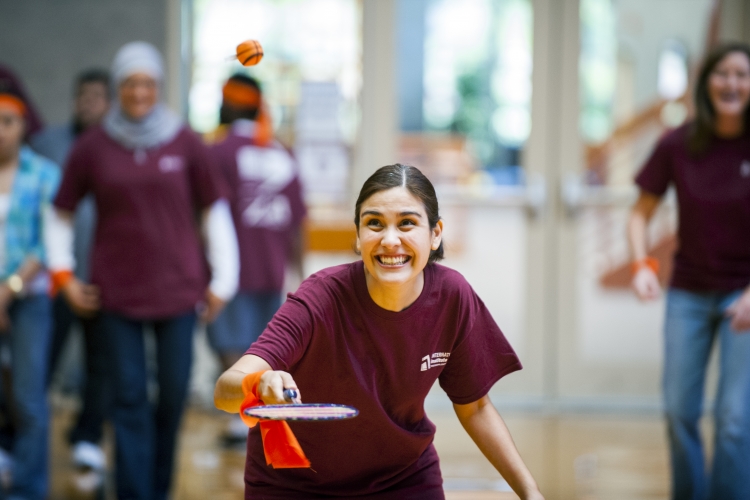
[562,173,675,215]
[435,171,547,217]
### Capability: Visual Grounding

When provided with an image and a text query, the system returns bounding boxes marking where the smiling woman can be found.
[214,164,544,500]
[354,165,443,312]
[49,41,239,500]
[628,42,750,499]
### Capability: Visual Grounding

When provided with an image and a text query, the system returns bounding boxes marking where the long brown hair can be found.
[688,42,750,154]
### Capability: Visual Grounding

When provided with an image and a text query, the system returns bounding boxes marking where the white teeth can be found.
[379,255,407,265]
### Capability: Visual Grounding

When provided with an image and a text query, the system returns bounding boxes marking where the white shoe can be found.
[72,441,106,471]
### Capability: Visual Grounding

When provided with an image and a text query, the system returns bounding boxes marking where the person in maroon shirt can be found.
[629,42,750,500]
[208,74,307,446]
[214,164,544,499]
[51,42,238,500]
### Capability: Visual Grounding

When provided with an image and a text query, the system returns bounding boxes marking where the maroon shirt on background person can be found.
[210,125,306,292]
[54,126,223,318]
[245,260,522,499]
[635,124,750,291]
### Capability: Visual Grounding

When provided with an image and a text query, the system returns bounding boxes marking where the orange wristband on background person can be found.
[239,370,310,469]
[50,270,74,296]
[631,256,660,276]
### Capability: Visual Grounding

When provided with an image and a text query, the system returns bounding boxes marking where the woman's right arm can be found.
[45,207,100,316]
[627,191,663,300]
[214,354,301,413]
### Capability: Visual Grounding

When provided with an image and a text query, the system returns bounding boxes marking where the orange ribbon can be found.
[222,80,261,109]
[49,270,74,296]
[221,80,273,147]
[632,256,660,275]
[239,371,310,469]
[0,94,26,117]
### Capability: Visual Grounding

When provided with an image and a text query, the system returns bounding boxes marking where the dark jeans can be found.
[48,295,111,444]
[101,310,195,500]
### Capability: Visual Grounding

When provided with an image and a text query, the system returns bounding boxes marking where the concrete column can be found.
[352,0,398,200]
[165,0,191,117]
[523,0,582,412]
[718,0,749,43]
[396,0,427,131]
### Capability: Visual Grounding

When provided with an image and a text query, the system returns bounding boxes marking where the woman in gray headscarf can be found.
[49,41,238,500]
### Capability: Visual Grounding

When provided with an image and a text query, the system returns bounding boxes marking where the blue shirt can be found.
[2,146,61,283]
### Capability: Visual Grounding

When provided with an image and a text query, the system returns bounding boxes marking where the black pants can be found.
[48,295,112,444]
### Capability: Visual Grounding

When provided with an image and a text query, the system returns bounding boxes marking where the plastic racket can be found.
[243,389,359,421]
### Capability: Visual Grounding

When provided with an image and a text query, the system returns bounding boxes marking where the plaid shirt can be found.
[1,146,60,280]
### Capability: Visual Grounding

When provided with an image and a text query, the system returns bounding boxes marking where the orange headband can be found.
[222,80,261,109]
[0,94,26,117]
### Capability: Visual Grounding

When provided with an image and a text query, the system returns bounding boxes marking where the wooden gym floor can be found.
[48,401,692,500]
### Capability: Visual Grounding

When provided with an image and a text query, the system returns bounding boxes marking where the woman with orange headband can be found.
[207,74,306,446]
[0,91,62,499]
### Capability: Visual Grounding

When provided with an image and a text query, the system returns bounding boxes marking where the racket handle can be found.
[283,388,298,402]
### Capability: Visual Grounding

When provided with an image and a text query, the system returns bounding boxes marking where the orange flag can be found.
[239,371,311,469]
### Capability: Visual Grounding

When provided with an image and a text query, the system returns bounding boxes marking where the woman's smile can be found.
[375,254,411,267]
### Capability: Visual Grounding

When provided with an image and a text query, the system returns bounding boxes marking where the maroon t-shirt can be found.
[54,126,223,318]
[635,124,750,291]
[210,129,306,292]
[245,261,522,498]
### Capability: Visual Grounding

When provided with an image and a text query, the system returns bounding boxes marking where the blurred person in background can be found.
[0,90,61,500]
[49,41,239,500]
[30,68,111,474]
[208,74,306,446]
[0,65,44,137]
[629,42,750,500]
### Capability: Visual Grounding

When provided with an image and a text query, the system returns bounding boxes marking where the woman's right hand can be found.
[61,277,101,317]
[258,370,301,405]
[632,267,661,301]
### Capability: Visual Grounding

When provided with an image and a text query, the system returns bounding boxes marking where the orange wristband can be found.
[239,370,267,428]
[632,257,659,275]
[50,270,74,296]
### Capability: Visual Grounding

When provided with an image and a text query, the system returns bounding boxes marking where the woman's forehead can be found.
[716,51,750,70]
[121,72,157,85]
[360,187,425,213]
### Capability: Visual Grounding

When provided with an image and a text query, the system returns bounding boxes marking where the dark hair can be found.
[75,69,110,96]
[688,42,750,154]
[219,73,262,124]
[354,163,444,263]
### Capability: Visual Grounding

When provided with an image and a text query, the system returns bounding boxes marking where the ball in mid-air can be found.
[236,40,264,66]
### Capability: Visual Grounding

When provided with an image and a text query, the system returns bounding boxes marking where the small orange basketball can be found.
[236,40,264,67]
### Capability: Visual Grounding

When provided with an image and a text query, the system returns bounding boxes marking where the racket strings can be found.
[245,404,358,421]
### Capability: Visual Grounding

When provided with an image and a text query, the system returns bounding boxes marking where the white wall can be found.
[0,0,168,126]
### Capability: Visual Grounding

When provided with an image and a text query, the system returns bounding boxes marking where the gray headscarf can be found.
[103,42,182,153]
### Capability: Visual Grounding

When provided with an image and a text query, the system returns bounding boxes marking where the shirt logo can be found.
[421,352,450,371]
[242,194,292,229]
[159,155,184,173]
[741,160,750,178]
